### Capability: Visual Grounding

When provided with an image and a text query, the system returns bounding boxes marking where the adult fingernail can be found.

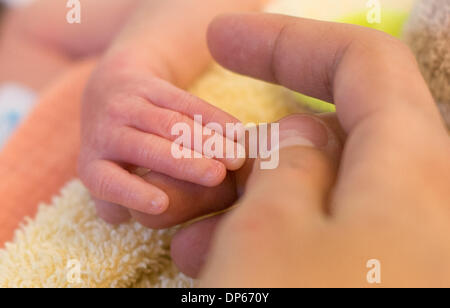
[276,114,330,150]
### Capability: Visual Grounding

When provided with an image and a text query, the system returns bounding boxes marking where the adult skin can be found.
[170,13,450,287]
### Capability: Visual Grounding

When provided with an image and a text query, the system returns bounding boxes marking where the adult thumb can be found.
[171,114,343,278]
[241,114,342,222]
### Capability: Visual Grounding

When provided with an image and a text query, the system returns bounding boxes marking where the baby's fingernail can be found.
[151,195,169,214]
[203,162,227,187]
[224,143,246,170]
[225,158,246,171]
[276,115,330,150]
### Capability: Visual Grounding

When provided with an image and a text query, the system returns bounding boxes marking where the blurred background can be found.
[0,0,416,148]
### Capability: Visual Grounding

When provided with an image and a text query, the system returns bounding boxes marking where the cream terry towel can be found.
[404,0,450,125]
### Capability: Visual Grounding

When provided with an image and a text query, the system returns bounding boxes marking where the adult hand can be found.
[171,13,450,287]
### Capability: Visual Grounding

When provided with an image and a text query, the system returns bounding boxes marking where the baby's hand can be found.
[78,56,244,216]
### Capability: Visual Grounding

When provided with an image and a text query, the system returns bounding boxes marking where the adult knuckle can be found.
[357,30,417,64]
[224,211,268,236]
[240,189,292,221]
[270,22,295,84]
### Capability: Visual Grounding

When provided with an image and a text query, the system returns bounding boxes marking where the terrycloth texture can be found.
[0,181,193,288]
[0,61,95,246]
[404,0,450,125]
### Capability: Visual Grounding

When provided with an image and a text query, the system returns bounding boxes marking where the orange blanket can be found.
[0,61,95,246]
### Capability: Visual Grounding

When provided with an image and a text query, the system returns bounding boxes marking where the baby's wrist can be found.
[103,45,174,83]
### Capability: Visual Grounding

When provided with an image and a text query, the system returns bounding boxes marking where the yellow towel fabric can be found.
[0,181,193,288]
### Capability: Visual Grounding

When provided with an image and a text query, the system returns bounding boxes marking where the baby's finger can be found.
[143,77,243,139]
[79,159,169,215]
[123,100,245,170]
[94,198,131,225]
[127,170,237,229]
[106,127,227,187]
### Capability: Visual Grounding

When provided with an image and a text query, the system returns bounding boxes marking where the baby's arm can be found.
[11,0,142,58]
[79,0,267,222]
[0,0,141,89]
[107,0,267,87]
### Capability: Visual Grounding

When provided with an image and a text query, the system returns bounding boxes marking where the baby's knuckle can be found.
[95,173,115,198]
[105,101,128,123]
[101,128,126,156]
[130,104,152,128]
[136,142,156,164]
[162,112,185,134]
[78,162,102,193]
[118,184,135,206]
[175,90,195,111]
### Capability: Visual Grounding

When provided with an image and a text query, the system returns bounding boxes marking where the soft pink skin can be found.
[0,1,268,234]
[1,0,266,228]
[78,0,267,222]
[0,0,142,90]
[171,14,450,286]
